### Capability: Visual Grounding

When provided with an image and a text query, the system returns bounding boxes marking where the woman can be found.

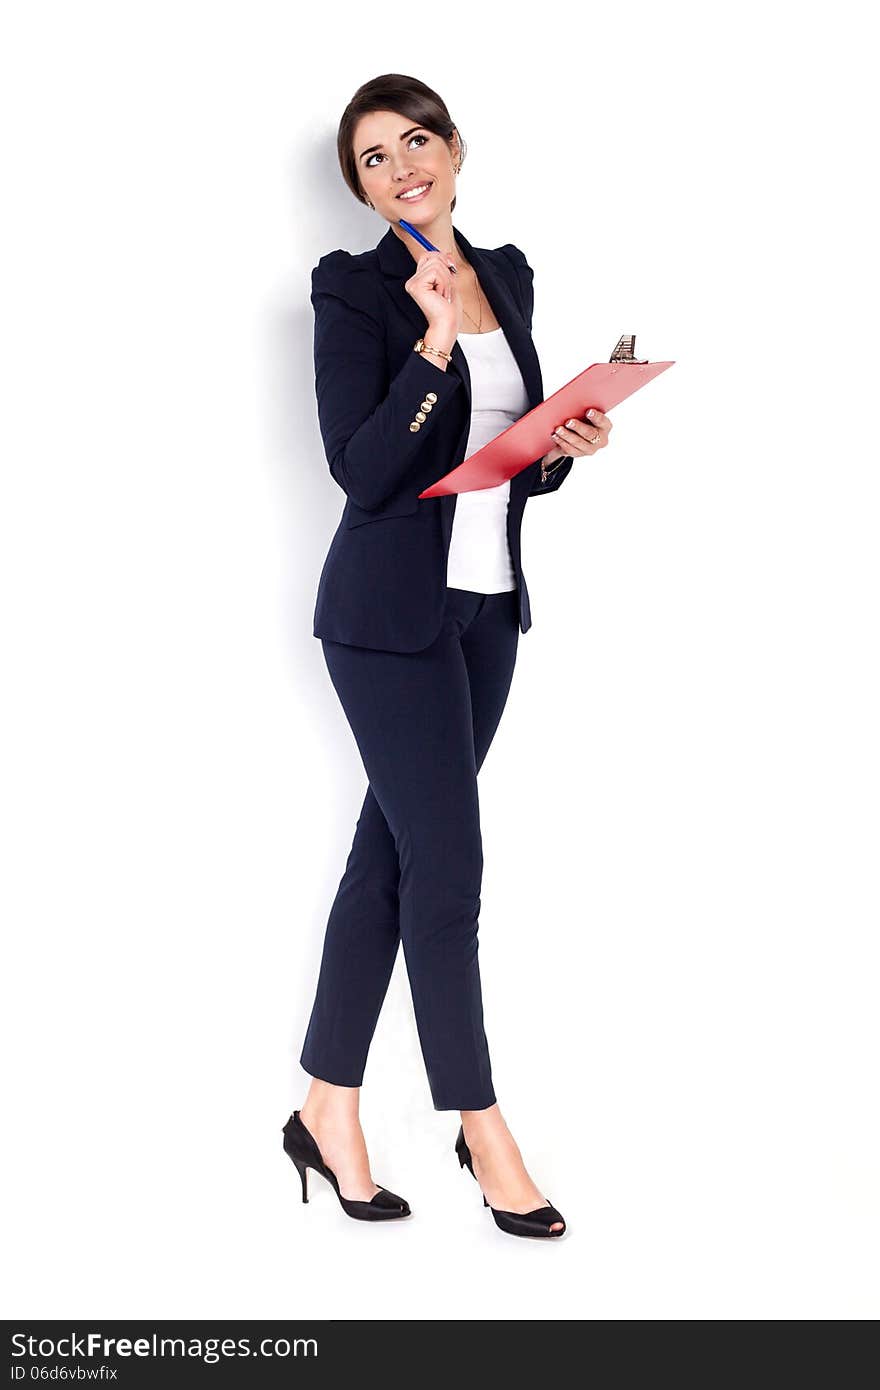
[283,75,612,1239]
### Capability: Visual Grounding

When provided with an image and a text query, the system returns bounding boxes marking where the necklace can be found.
[449,242,484,332]
[461,272,484,332]
[461,285,484,332]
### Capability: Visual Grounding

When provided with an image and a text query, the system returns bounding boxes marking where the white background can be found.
[2,0,877,1320]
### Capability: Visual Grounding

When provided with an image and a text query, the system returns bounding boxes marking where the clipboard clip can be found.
[609,335,649,364]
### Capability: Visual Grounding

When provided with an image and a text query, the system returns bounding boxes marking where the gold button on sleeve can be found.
[415,411,426,423]
[425,391,438,403]
[409,421,421,432]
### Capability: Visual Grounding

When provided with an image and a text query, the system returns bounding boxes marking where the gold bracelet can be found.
[540,455,566,484]
[413,337,453,363]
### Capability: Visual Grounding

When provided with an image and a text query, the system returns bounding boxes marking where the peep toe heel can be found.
[282,1110,411,1222]
[454,1125,566,1239]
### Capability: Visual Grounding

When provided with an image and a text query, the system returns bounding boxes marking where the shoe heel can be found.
[292,1157,309,1204]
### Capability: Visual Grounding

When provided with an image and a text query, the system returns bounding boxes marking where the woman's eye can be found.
[366,133,428,168]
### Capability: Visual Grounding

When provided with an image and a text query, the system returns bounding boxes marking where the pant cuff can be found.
[299,1052,365,1090]
[432,1089,497,1112]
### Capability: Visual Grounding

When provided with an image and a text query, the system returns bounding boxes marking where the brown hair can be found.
[337,74,466,212]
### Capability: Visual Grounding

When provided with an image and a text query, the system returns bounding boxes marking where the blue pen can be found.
[398,217,457,274]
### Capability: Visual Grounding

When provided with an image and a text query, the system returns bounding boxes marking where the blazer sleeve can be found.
[310,250,464,512]
[499,244,574,498]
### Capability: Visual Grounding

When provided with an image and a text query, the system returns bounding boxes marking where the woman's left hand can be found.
[545,407,612,463]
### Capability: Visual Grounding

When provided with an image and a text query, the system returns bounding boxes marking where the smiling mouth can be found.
[397,182,433,200]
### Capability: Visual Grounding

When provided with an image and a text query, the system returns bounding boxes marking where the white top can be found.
[445,327,530,594]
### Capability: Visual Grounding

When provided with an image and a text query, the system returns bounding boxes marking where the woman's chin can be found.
[394,192,437,217]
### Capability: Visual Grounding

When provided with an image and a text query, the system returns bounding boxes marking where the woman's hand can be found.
[404,250,462,342]
[543,408,613,464]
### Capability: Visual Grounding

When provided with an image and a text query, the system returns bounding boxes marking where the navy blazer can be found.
[310,223,574,652]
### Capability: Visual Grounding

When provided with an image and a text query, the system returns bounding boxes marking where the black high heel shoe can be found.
[282,1111,411,1222]
[455,1125,566,1238]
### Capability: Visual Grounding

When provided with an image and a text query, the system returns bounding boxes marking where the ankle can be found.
[301,1080,361,1124]
[460,1106,511,1154]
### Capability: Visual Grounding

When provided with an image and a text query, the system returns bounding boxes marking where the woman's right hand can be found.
[404,250,462,344]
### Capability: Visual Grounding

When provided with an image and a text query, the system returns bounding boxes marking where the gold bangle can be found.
[414,337,453,363]
[540,456,566,483]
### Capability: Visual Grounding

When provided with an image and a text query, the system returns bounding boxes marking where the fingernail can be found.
[565,419,576,428]
[587,408,598,420]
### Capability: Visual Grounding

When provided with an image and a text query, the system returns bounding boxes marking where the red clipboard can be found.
[418,340,675,498]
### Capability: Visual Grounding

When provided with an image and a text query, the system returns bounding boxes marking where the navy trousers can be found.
[300,586,521,1111]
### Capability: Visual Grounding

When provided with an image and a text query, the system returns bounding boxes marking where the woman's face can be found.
[353,109,458,225]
